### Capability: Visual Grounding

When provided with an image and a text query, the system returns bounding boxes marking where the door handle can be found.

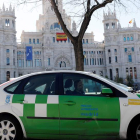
[15,100,28,104]
[23,100,28,104]
[123,103,128,106]
[64,101,76,106]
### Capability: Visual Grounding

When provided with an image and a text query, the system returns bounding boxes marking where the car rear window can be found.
[4,81,21,93]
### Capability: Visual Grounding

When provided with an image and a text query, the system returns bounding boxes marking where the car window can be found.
[5,81,21,93]
[35,84,47,94]
[23,74,56,95]
[63,74,108,96]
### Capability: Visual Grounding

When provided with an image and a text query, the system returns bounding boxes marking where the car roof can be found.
[1,70,129,94]
[14,70,91,80]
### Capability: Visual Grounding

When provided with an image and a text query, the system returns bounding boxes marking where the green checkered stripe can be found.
[12,94,59,117]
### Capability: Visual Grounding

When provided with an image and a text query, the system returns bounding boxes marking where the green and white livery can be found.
[0,71,140,140]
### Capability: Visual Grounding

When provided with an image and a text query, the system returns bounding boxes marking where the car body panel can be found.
[59,95,120,136]
[11,94,59,135]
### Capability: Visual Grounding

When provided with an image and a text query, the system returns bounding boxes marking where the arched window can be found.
[54,23,60,29]
[7,57,10,65]
[18,51,21,55]
[106,23,109,29]
[100,58,102,65]
[12,20,15,28]
[6,71,10,81]
[60,61,66,67]
[132,47,134,52]
[131,36,133,41]
[84,58,86,65]
[112,23,115,28]
[14,71,16,78]
[92,58,94,65]
[128,55,132,62]
[48,58,50,66]
[50,25,53,29]
[124,37,126,42]
[6,49,10,53]
[50,23,62,30]
[127,37,130,41]
[83,51,86,55]
[108,49,111,53]
[5,19,10,26]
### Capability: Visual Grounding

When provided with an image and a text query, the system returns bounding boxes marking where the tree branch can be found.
[49,0,76,43]
[94,0,100,5]
[87,0,91,11]
[78,0,113,41]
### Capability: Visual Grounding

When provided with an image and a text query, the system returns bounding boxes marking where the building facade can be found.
[0,1,139,85]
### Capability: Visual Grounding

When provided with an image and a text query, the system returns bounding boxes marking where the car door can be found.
[11,73,59,136]
[59,73,120,136]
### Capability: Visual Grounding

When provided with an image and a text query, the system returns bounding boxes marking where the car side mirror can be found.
[101,88,113,96]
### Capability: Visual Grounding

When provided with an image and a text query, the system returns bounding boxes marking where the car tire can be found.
[0,115,23,140]
[128,120,140,140]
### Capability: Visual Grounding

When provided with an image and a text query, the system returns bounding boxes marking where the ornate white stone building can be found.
[0,1,139,85]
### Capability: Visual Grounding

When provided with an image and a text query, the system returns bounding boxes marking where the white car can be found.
[0,71,139,140]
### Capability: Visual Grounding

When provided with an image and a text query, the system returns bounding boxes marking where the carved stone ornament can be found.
[46,37,50,46]
[106,36,111,42]
[45,22,49,29]
[55,55,70,68]
[113,36,117,41]
[5,35,9,42]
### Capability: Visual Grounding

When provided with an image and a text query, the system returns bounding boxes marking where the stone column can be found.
[132,67,135,81]
[24,48,26,68]
[11,47,13,66]
[33,49,35,67]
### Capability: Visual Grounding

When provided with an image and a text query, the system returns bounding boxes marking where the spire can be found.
[133,19,137,28]
[9,4,12,11]
[108,8,111,15]
[13,6,15,14]
[3,3,5,11]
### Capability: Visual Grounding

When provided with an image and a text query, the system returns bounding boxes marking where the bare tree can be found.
[15,0,140,71]
[50,0,115,71]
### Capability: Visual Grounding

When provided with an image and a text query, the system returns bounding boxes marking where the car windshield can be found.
[89,73,133,91]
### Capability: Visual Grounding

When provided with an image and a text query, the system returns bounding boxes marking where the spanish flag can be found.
[56,33,67,41]
[129,20,133,24]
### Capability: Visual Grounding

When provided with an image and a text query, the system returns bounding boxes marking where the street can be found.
[25,139,120,140]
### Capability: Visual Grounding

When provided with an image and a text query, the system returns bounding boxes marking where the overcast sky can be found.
[0,0,140,42]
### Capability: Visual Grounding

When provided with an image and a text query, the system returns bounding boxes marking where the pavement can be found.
[25,139,120,140]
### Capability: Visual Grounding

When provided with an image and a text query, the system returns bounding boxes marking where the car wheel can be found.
[0,115,23,140]
[127,120,140,140]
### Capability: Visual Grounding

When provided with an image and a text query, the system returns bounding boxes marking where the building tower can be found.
[42,0,63,15]
[103,10,120,80]
[0,4,17,83]
[103,10,118,32]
